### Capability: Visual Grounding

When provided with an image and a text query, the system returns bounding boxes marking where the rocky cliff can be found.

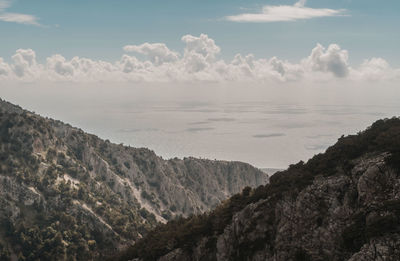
[0,99,266,260]
[118,117,400,261]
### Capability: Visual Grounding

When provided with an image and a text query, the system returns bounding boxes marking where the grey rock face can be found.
[0,99,266,259]
[348,234,400,261]
[125,118,400,261]
[148,153,400,261]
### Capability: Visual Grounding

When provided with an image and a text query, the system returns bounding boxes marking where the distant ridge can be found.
[117,117,400,261]
[0,98,267,260]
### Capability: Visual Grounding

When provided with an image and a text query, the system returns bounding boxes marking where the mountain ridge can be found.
[0,98,267,260]
[117,117,400,261]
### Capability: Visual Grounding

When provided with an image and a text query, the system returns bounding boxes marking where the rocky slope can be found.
[0,99,266,260]
[118,117,400,261]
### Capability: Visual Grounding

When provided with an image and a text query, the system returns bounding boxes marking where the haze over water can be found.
[2,81,399,168]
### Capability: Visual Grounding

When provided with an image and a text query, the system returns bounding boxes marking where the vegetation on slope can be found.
[0,98,266,260]
[0,108,157,260]
[116,117,400,261]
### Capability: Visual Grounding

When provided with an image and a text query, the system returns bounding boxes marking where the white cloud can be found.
[0,0,41,26]
[182,34,221,62]
[0,12,40,25]
[123,43,179,65]
[46,54,74,77]
[0,57,11,76]
[304,43,349,78]
[0,34,398,83]
[226,0,345,23]
[180,34,221,73]
[354,58,400,81]
[46,55,118,81]
[12,48,39,78]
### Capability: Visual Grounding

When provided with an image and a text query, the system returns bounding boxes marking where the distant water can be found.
[2,81,400,168]
[261,168,283,176]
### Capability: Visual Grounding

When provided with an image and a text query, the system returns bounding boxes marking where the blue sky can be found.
[1,0,400,167]
[0,0,399,66]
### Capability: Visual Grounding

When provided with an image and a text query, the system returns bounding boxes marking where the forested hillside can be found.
[0,99,266,260]
[117,117,400,261]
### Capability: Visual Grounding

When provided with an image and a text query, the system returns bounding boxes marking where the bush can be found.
[123,162,130,169]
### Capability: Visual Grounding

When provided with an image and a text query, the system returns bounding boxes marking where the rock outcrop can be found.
[119,117,400,261]
[0,99,266,260]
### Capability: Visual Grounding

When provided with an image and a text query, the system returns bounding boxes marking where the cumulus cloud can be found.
[12,48,39,78]
[226,0,345,23]
[46,55,74,76]
[182,34,220,61]
[0,57,11,76]
[304,43,349,77]
[0,33,398,83]
[123,43,179,65]
[354,58,400,81]
[181,34,221,73]
[0,0,41,26]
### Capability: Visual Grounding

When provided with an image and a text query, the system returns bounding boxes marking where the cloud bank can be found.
[0,0,41,26]
[0,33,399,83]
[226,0,345,23]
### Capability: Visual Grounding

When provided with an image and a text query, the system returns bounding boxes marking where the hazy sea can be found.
[2,81,400,168]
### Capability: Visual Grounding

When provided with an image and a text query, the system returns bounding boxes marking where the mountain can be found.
[0,99,267,260]
[117,117,400,261]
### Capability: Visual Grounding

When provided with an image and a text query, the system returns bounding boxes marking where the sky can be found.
[0,0,399,65]
[1,0,400,168]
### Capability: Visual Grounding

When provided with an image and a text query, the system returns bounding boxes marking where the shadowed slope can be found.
[117,117,400,261]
